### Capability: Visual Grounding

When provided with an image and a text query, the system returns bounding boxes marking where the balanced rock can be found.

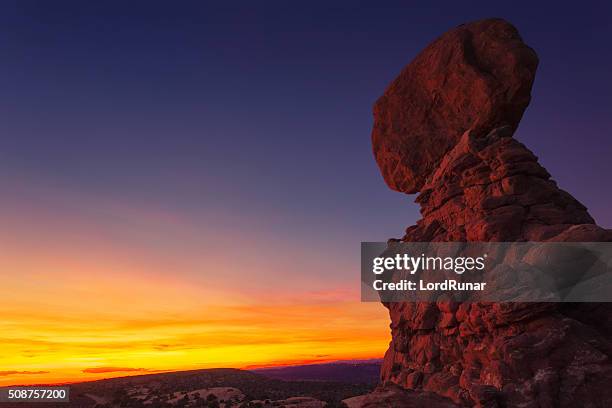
[370,18,612,408]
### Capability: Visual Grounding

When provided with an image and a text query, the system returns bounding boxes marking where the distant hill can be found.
[1,368,374,407]
[251,360,382,384]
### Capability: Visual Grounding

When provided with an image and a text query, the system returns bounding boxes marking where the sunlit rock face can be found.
[371,18,612,408]
[372,18,538,195]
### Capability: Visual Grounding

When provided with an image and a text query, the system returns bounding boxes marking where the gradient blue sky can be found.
[1,1,611,239]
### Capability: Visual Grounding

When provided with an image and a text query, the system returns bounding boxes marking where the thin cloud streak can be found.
[0,371,50,376]
[82,367,152,374]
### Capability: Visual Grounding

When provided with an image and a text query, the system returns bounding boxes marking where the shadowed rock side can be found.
[368,18,612,408]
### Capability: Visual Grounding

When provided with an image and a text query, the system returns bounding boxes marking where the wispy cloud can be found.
[0,371,50,376]
[82,367,151,374]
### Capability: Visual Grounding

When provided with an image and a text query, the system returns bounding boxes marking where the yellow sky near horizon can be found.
[0,191,391,386]
[1,291,389,386]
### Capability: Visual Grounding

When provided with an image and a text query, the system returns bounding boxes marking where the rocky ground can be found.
[0,368,372,408]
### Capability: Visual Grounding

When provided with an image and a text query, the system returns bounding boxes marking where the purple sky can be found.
[0,1,610,264]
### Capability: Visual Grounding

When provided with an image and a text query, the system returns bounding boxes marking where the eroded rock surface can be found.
[372,18,538,194]
[369,18,612,408]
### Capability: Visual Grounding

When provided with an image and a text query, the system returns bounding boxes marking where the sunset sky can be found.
[1,1,611,386]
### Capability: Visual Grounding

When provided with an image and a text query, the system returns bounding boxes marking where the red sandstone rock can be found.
[372,18,538,194]
[368,17,612,408]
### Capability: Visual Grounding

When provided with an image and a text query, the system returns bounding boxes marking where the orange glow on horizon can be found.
[0,192,391,387]
[1,291,389,386]
[0,243,390,386]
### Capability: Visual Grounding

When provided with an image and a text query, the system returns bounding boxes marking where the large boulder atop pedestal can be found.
[372,18,538,194]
